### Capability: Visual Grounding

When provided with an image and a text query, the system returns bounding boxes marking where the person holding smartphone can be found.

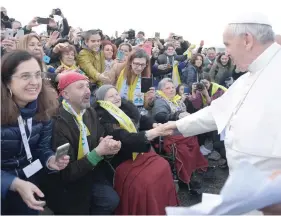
[1,51,70,215]
[115,49,155,111]
[43,72,121,215]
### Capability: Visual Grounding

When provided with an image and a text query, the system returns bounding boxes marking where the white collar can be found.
[248,42,281,73]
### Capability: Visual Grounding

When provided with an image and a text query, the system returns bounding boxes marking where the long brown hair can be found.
[190,53,204,71]
[123,49,151,85]
[1,50,59,125]
[102,40,117,59]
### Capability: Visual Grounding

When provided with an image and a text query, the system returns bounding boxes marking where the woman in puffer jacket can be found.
[181,53,204,89]
[1,50,69,215]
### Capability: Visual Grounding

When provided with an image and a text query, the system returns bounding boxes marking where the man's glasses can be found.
[132,62,146,68]
[12,72,46,81]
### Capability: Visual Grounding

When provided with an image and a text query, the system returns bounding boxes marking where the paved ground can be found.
[178,160,229,207]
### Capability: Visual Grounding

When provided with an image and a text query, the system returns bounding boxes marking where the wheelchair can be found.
[151,136,204,195]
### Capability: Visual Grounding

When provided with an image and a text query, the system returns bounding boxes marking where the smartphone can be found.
[15,29,24,38]
[5,29,14,39]
[55,143,70,161]
[155,32,160,38]
[141,77,153,93]
[37,17,50,25]
[184,87,190,94]
[117,50,125,61]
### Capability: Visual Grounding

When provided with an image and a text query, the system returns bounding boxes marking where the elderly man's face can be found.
[223,26,252,72]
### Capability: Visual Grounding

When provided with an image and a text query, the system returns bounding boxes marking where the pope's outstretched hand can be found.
[163,121,177,133]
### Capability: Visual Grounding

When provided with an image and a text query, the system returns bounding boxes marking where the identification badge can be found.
[220,129,226,141]
[134,93,144,106]
[23,159,43,178]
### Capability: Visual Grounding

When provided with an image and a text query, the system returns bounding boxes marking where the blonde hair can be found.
[17,34,41,50]
[17,34,47,71]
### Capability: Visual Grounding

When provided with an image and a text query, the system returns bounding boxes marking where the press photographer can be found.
[114,29,136,47]
[47,8,70,38]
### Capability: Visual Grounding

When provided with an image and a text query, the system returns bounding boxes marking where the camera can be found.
[54,8,62,16]
[126,29,135,40]
[195,82,205,91]
[1,12,12,29]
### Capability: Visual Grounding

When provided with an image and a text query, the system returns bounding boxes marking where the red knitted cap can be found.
[58,72,88,94]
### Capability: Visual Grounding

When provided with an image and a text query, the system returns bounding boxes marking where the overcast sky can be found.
[4,0,281,47]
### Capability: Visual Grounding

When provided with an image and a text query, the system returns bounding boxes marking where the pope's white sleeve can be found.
[176,106,217,137]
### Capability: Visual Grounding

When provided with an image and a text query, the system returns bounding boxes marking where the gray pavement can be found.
[178,160,229,207]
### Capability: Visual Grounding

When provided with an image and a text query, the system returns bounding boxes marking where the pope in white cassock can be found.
[164,13,281,175]
[163,12,281,215]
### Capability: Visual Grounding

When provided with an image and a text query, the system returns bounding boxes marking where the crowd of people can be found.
[1,6,281,215]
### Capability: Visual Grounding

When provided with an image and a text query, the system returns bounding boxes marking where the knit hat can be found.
[58,72,88,94]
[95,84,116,100]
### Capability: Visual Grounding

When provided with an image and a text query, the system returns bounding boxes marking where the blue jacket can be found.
[181,64,201,88]
[1,101,54,200]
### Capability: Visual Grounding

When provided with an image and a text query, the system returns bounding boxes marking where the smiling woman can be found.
[1,50,58,124]
[1,50,69,215]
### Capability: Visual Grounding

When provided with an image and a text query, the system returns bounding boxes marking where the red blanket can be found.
[114,151,179,215]
[164,135,208,184]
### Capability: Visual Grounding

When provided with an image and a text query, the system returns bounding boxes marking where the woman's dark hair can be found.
[217,52,231,68]
[1,50,59,125]
[59,45,77,59]
[102,40,117,59]
[176,84,188,95]
[124,49,151,85]
[165,43,175,50]
[190,53,204,70]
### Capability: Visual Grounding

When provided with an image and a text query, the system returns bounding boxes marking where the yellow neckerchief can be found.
[183,44,196,59]
[157,90,181,105]
[60,60,79,70]
[172,62,181,87]
[116,68,139,102]
[62,99,90,160]
[202,82,227,105]
[98,100,140,160]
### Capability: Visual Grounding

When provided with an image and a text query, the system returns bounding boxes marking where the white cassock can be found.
[176,42,281,174]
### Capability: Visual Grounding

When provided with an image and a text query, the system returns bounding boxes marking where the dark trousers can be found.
[1,191,38,215]
[90,182,119,215]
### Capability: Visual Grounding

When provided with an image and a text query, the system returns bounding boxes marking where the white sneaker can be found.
[200,145,212,156]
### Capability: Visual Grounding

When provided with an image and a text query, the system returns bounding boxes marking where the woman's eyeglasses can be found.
[132,62,146,68]
[12,72,46,81]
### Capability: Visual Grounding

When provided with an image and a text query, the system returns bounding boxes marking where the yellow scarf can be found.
[157,90,181,105]
[98,100,140,160]
[172,63,181,87]
[202,82,227,105]
[62,100,90,159]
[60,60,79,70]
[183,44,196,59]
[116,69,139,102]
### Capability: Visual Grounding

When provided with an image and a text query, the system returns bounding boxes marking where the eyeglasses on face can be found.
[132,62,146,68]
[12,72,46,81]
